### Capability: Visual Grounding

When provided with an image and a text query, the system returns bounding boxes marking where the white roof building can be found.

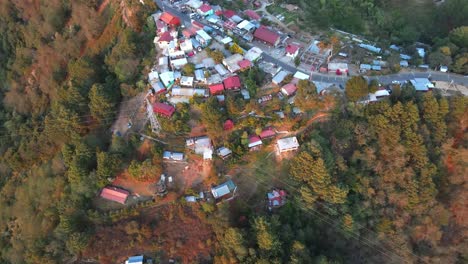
[186,136,213,158]
[293,71,310,80]
[368,89,390,102]
[214,64,229,76]
[185,0,203,9]
[220,36,233,45]
[180,38,193,53]
[277,137,300,153]
[217,147,232,159]
[237,20,256,31]
[159,71,175,88]
[244,47,263,62]
[171,58,188,69]
[171,87,207,97]
[163,151,185,161]
[148,70,159,82]
[180,76,194,87]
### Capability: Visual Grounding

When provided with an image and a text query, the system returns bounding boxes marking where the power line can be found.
[234,152,424,263]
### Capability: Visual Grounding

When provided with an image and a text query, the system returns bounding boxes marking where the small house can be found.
[260,127,276,139]
[209,83,225,95]
[194,69,206,83]
[180,38,194,53]
[272,70,289,85]
[197,4,214,16]
[211,180,237,201]
[238,59,252,71]
[160,12,181,27]
[171,58,188,69]
[156,31,174,49]
[180,76,193,87]
[267,189,287,209]
[223,54,244,73]
[360,64,372,72]
[196,30,212,47]
[125,255,145,264]
[159,71,175,88]
[100,187,130,204]
[281,83,297,96]
[253,26,281,47]
[276,137,300,153]
[223,76,241,90]
[410,78,434,92]
[248,135,263,151]
[186,136,213,158]
[214,64,229,76]
[237,20,256,32]
[293,71,309,80]
[153,102,175,117]
[241,89,250,100]
[244,47,263,62]
[400,60,409,68]
[217,147,232,159]
[163,151,184,161]
[358,43,381,53]
[285,44,300,59]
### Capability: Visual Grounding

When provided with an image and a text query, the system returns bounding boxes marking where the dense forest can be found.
[283,0,468,74]
[0,0,467,264]
[0,0,157,262]
[235,91,467,263]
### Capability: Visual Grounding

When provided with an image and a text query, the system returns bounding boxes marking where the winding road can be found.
[154,0,468,89]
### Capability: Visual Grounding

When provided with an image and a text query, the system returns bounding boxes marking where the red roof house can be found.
[253,26,281,46]
[199,4,212,13]
[244,10,261,20]
[223,76,241,90]
[158,31,173,42]
[160,12,181,26]
[223,10,236,19]
[224,119,234,131]
[209,83,225,95]
[281,83,297,96]
[285,44,300,58]
[100,187,129,204]
[260,128,276,139]
[153,102,175,117]
[248,135,263,150]
[238,59,252,71]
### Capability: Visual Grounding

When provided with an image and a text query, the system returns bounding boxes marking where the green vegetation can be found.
[0,0,157,262]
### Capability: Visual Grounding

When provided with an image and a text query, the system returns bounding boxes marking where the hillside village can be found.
[94,1,468,263]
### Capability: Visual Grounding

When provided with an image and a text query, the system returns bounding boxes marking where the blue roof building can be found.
[126,255,144,264]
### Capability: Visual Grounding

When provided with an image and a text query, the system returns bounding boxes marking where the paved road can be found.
[155,0,468,88]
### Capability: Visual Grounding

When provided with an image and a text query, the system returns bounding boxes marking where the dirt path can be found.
[294,112,329,135]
